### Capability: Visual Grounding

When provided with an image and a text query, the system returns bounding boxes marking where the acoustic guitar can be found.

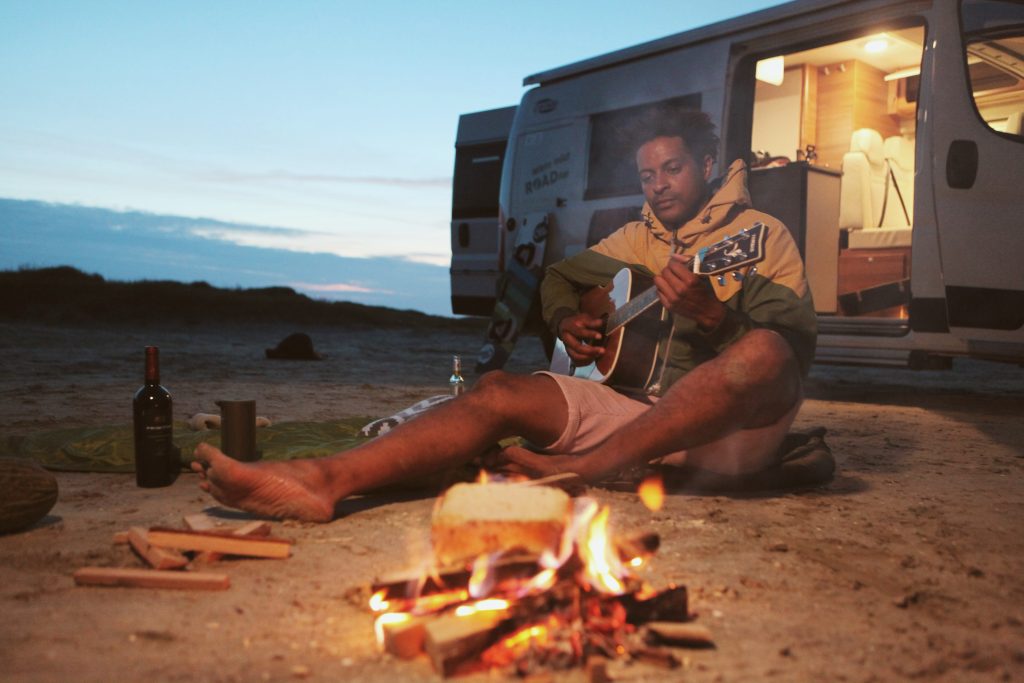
[548,222,766,390]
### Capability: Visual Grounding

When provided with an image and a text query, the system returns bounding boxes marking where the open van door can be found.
[924,0,1024,344]
[450,106,516,316]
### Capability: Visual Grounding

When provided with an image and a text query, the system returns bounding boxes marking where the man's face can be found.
[636,136,713,230]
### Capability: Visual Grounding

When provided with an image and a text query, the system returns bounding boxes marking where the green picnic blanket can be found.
[0,418,375,473]
[0,421,835,494]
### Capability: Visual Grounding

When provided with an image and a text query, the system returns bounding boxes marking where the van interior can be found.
[748,24,1024,322]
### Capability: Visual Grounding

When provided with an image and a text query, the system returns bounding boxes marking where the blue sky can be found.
[1,1,781,290]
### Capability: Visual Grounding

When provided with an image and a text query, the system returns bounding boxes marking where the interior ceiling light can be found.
[755,55,785,86]
[864,36,890,54]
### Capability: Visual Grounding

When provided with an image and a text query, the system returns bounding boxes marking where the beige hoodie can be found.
[542,159,817,387]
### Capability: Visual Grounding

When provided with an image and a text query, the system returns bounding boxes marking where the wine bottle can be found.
[133,346,176,487]
[449,355,466,396]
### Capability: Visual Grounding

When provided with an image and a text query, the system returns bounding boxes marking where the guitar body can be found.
[547,222,766,391]
[549,268,666,391]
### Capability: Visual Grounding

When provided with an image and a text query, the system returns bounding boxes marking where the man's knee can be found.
[723,329,800,386]
[470,370,555,413]
[469,371,568,443]
[717,329,802,421]
[471,369,521,398]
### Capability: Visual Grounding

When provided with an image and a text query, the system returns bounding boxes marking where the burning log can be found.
[431,483,571,566]
[620,585,689,624]
[645,621,715,648]
[371,554,543,604]
[366,483,704,678]
[423,607,511,676]
[377,614,429,659]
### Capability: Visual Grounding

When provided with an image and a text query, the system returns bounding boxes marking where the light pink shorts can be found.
[535,371,801,475]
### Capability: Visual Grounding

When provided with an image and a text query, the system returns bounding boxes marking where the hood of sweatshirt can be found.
[639,159,751,252]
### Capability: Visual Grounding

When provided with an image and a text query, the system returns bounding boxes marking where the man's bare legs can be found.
[191,371,570,521]
[499,329,803,482]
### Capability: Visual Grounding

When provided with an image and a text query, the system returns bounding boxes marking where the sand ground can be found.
[0,320,1022,682]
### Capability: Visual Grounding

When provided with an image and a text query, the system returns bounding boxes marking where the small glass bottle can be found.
[449,354,466,396]
[132,346,177,487]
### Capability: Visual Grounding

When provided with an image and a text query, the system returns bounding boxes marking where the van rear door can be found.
[450,106,516,316]
[925,0,1024,341]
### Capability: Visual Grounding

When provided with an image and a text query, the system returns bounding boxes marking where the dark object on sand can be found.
[265,333,324,360]
[0,458,59,534]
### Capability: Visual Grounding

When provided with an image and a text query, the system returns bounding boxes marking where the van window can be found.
[452,141,507,219]
[585,94,701,200]
[961,0,1024,140]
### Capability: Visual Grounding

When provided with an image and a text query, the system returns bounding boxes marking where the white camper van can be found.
[450,0,1024,369]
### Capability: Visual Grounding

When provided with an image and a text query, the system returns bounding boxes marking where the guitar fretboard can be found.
[607,286,660,334]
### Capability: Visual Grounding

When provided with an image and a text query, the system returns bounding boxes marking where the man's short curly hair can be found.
[634,106,720,163]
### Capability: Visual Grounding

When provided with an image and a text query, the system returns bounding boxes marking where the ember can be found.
[365,481,713,677]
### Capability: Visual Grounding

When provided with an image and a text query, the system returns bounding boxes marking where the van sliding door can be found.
[925,0,1024,340]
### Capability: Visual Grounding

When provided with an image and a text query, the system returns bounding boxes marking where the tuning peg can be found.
[750,266,758,275]
[717,275,726,286]
[732,271,743,281]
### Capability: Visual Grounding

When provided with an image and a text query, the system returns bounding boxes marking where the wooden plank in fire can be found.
[371,555,542,601]
[424,610,511,677]
[371,530,660,603]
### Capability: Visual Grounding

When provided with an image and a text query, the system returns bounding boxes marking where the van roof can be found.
[523,0,857,86]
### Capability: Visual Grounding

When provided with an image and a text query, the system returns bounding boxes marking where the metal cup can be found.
[216,400,260,461]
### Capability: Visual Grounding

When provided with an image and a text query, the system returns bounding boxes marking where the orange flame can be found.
[638,474,664,511]
[410,589,469,615]
[454,598,509,617]
[468,552,499,599]
[519,567,558,597]
[579,505,626,594]
[502,623,549,649]
[368,589,389,612]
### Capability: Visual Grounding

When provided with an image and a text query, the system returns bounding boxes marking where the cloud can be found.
[290,281,390,295]
[198,169,452,188]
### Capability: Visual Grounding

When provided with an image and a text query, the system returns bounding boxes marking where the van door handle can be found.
[946,140,978,189]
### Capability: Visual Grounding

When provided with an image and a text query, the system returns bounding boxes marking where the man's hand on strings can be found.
[655,253,727,331]
[557,312,606,364]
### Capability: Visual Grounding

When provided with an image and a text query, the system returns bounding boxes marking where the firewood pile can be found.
[73,514,292,590]
[366,480,714,679]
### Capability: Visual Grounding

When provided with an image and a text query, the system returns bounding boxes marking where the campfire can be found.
[364,475,713,678]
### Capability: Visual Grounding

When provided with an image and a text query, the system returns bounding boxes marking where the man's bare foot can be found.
[191,443,337,522]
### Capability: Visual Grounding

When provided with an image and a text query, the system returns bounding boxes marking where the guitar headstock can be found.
[696,222,766,277]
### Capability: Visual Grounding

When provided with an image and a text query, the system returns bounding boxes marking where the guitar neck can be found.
[607,286,660,334]
[604,222,766,334]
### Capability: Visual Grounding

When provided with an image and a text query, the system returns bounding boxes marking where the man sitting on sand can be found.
[193,109,816,522]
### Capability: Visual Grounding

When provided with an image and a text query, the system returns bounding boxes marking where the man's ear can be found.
[702,155,714,182]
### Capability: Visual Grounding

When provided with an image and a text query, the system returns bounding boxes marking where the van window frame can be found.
[958,0,1024,144]
[583,93,703,201]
